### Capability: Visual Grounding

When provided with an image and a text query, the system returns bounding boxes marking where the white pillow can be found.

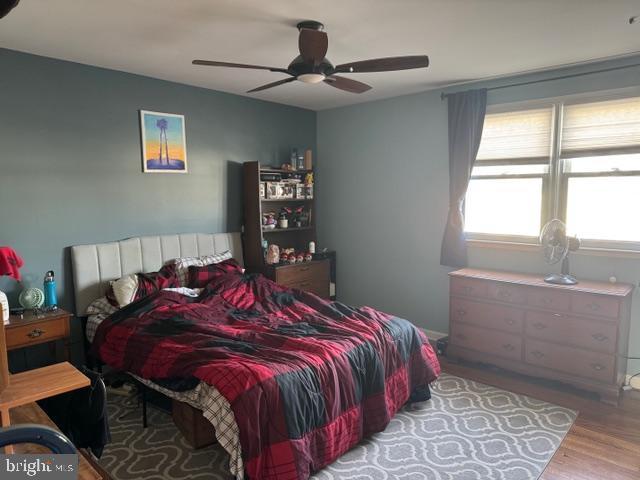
[110,274,139,307]
[173,250,233,286]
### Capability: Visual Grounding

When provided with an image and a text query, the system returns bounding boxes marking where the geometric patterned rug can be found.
[99,373,577,480]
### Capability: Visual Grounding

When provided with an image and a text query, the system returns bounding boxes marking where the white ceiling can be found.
[1,0,639,110]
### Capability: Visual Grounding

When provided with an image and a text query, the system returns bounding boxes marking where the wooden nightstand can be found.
[6,309,72,362]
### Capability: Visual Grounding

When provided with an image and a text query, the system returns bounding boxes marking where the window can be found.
[465,93,640,250]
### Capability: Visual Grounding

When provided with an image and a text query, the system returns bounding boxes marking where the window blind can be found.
[476,107,553,162]
[561,96,640,156]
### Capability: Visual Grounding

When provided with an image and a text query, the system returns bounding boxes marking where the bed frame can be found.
[70,232,243,445]
[71,232,243,316]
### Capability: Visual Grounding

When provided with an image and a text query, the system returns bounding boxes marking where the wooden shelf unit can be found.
[243,161,334,299]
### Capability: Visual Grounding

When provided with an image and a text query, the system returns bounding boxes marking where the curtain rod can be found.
[440,62,640,100]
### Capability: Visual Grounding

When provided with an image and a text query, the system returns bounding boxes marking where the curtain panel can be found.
[440,89,487,267]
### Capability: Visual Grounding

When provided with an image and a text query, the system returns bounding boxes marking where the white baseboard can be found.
[421,329,447,341]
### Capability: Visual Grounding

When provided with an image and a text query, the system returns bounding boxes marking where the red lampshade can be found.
[0,246,24,281]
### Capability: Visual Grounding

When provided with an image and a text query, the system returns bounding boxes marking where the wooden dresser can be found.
[448,268,634,404]
[251,259,330,299]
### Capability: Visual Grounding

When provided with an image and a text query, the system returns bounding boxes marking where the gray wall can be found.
[317,55,640,375]
[0,49,315,366]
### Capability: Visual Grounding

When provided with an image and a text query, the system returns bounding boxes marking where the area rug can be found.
[99,374,576,480]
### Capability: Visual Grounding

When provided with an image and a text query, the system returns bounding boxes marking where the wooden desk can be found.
[11,402,111,480]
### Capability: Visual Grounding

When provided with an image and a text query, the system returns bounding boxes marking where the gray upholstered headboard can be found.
[71,232,242,316]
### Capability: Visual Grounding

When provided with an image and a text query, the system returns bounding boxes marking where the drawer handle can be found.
[542,297,553,305]
[532,322,547,330]
[497,290,512,299]
[27,328,45,338]
[531,350,545,359]
[456,309,467,316]
[504,318,515,326]
[461,286,473,294]
[592,333,608,342]
[590,363,605,371]
[586,302,601,311]
[502,343,515,352]
[299,267,310,272]
[299,282,311,287]
[552,313,563,317]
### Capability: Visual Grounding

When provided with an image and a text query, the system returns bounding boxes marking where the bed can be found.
[71,232,440,480]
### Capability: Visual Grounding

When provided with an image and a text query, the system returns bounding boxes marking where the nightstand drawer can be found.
[276,260,329,286]
[288,277,330,298]
[6,317,69,350]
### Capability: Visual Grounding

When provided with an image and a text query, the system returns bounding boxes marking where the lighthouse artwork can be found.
[140,110,188,173]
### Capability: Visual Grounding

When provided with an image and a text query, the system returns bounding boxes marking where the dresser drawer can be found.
[525,339,615,383]
[287,277,329,298]
[525,311,617,354]
[488,282,527,304]
[276,261,329,286]
[527,288,570,311]
[6,317,69,350]
[450,323,522,361]
[571,293,620,319]
[450,277,488,298]
[450,298,524,333]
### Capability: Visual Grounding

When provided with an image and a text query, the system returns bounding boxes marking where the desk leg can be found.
[1,408,14,453]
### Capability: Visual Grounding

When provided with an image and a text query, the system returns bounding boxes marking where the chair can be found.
[0,424,76,453]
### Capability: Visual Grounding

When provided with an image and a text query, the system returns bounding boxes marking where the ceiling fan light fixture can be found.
[297,73,326,84]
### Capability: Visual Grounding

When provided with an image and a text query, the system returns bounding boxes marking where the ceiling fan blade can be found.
[324,75,372,94]
[298,28,328,65]
[247,77,296,93]
[334,55,429,73]
[0,0,20,18]
[193,60,289,74]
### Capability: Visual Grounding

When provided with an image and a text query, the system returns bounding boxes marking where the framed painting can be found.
[140,110,188,173]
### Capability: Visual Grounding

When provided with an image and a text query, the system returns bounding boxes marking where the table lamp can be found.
[0,246,23,394]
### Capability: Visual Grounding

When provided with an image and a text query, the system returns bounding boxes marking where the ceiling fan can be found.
[193,20,429,94]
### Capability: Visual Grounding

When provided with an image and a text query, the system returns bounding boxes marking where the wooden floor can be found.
[441,358,640,480]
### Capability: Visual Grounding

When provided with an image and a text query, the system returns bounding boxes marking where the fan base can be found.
[297,20,324,31]
[544,273,578,285]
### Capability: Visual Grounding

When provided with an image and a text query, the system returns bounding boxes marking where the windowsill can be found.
[467,238,640,259]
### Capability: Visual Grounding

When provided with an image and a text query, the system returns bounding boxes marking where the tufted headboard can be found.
[71,232,242,316]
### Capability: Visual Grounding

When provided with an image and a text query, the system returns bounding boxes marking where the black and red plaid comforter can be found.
[92,269,441,479]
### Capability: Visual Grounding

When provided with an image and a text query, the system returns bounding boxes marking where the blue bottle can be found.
[44,270,57,308]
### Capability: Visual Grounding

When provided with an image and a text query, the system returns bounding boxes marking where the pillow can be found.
[110,274,139,308]
[187,258,244,288]
[134,263,180,301]
[173,250,233,286]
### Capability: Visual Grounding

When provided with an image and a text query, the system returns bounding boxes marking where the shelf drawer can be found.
[525,311,617,354]
[450,323,522,361]
[287,277,329,299]
[6,317,68,350]
[525,339,615,383]
[571,293,620,319]
[276,261,329,285]
[488,282,527,305]
[527,288,570,311]
[450,277,488,298]
[450,298,524,333]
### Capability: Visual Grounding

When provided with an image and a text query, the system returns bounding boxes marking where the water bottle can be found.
[44,270,57,308]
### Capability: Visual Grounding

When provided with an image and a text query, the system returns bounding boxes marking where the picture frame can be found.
[140,110,188,173]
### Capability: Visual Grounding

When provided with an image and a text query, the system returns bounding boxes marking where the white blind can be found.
[561,97,640,155]
[476,107,553,161]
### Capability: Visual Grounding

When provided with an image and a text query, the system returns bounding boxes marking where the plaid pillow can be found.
[173,250,233,287]
[134,263,181,301]
[187,259,244,288]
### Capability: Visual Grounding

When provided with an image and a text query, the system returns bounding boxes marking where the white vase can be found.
[0,290,8,325]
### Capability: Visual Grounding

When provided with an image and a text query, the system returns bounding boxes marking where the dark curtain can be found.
[440,89,487,267]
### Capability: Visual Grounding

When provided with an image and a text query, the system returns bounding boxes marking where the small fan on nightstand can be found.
[539,219,580,285]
